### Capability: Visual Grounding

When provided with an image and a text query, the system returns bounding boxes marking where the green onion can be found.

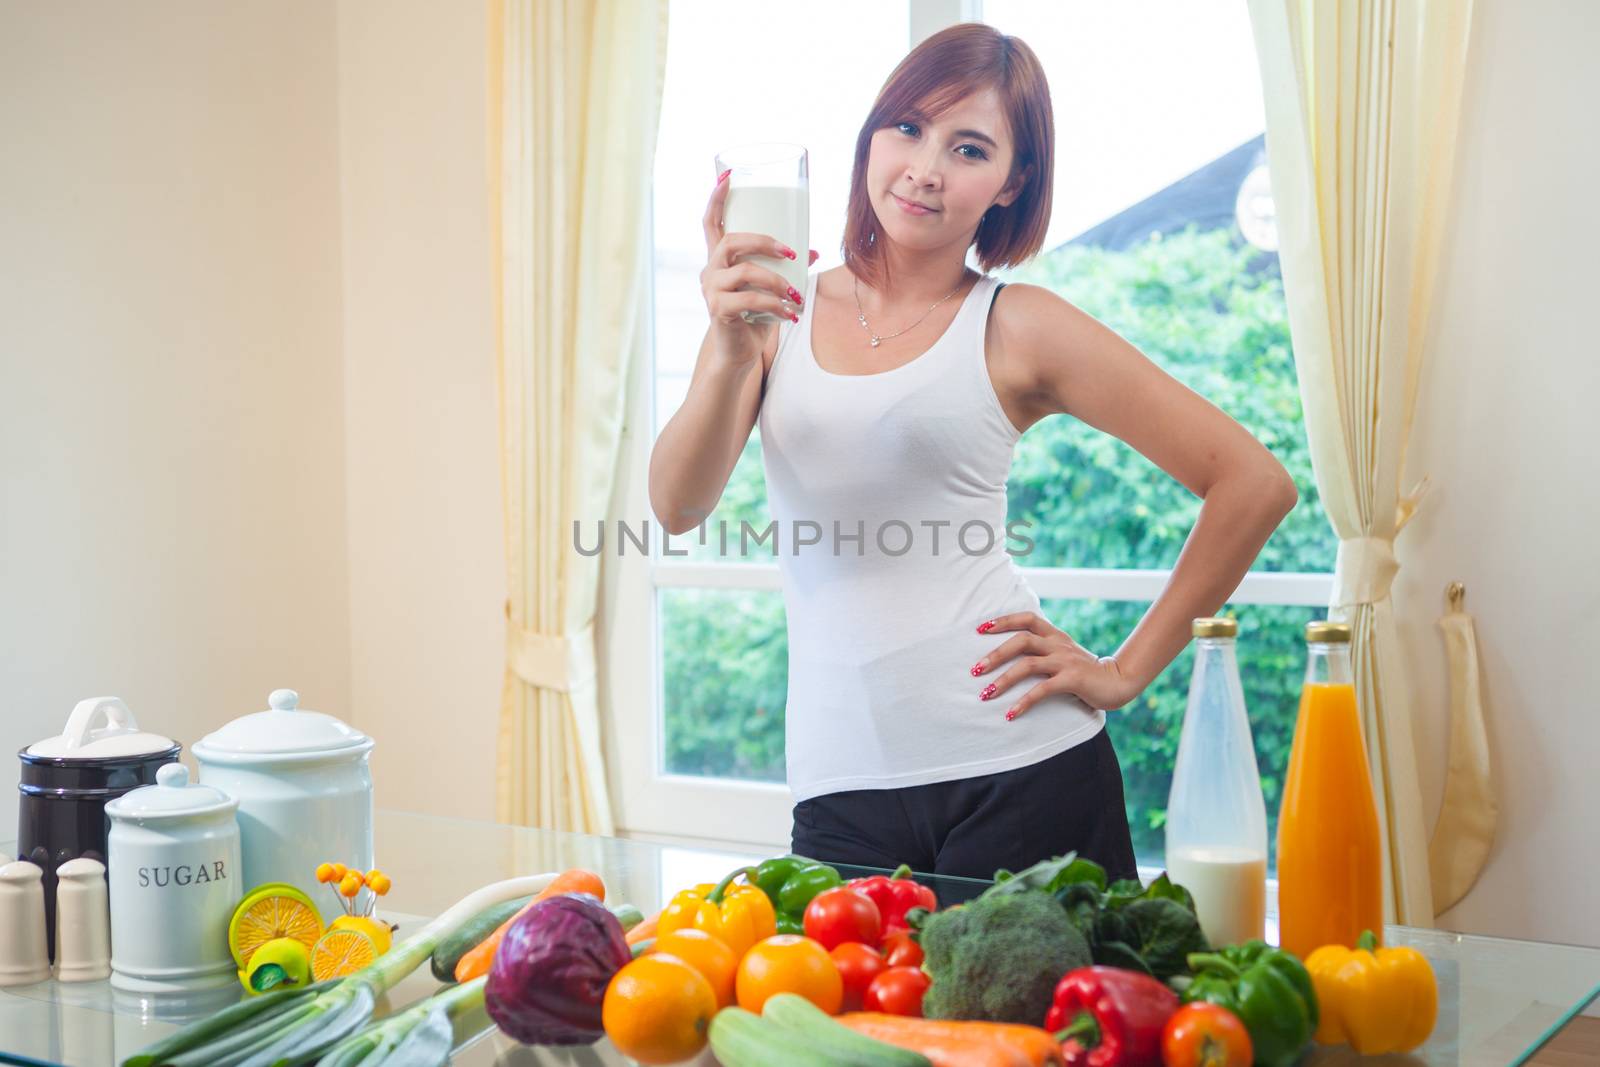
[122,873,560,1067]
[314,977,486,1067]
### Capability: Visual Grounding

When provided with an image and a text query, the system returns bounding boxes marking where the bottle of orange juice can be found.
[1275,621,1383,960]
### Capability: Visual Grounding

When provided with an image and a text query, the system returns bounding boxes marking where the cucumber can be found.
[762,992,932,1067]
[428,894,531,982]
[607,901,644,932]
[708,1007,841,1067]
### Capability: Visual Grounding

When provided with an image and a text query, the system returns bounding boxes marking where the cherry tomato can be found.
[864,965,929,1017]
[881,930,924,969]
[829,941,886,1012]
[803,886,883,951]
[1162,1001,1253,1067]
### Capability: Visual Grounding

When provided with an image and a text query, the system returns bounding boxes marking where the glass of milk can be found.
[1164,617,1269,948]
[714,142,809,325]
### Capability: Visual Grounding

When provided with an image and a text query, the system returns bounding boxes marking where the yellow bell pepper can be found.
[1304,929,1438,1054]
[656,866,776,958]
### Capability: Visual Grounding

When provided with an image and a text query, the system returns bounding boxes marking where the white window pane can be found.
[653,0,911,433]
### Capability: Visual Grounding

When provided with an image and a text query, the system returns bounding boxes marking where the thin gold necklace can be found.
[852,271,969,348]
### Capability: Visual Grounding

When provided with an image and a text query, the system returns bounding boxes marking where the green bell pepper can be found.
[751,854,842,934]
[1182,940,1318,1067]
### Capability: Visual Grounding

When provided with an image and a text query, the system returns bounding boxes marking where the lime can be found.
[228,883,323,968]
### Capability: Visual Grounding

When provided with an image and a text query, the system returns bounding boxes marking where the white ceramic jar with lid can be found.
[192,689,374,906]
[105,763,241,993]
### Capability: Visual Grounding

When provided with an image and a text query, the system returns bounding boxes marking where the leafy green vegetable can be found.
[980,852,1209,981]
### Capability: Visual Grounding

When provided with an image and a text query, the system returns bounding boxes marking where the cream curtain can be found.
[1247,0,1477,926]
[488,0,669,833]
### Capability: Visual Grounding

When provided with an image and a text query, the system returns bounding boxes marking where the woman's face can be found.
[866,86,1022,254]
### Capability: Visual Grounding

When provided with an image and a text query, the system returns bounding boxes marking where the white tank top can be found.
[759,269,1106,803]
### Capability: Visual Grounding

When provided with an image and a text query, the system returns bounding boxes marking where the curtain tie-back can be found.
[1333,536,1400,608]
[507,618,597,693]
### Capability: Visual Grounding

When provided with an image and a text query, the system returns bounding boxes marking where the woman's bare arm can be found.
[997,283,1298,696]
[647,322,776,536]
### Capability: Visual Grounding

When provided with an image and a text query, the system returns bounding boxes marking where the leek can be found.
[123,872,561,1067]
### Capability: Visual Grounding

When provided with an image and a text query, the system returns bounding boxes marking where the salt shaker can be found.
[55,857,111,982]
[0,860,49,986]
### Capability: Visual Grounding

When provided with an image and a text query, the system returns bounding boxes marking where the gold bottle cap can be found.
[1305,620,1352,643]
[1192,617,1237,638]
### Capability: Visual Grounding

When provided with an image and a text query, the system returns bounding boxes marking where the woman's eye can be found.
[896,122,986,160]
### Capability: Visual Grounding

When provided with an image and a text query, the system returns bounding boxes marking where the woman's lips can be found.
[892,193,937,216]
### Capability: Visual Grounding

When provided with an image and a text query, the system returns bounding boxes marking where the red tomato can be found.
[881,931,924,969]
[803,887,883,951]
[829,941,886,1012]
[864,965,929,1016]
[1162,1002,1253,1067]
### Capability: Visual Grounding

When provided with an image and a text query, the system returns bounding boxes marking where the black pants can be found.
[790,725,1139,884]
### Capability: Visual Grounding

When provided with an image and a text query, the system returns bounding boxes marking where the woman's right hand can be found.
[701,168,817,364]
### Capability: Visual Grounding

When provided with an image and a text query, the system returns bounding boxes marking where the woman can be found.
[648,24,1296,882]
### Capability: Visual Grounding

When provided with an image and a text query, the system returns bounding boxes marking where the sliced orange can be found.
[228,884,323,968]
[311,927,377,981]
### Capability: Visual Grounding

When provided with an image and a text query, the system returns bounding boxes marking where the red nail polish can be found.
[789,313,799,323]
[980,684,997,700]
[977,621,994,634]
[1005,708,1018,721]
[788,286,803,303]
[970,662,985,676]
[717,168,731,184]
[782,247,797,260]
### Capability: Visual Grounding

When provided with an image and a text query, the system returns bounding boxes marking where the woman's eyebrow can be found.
[905,108,998,149]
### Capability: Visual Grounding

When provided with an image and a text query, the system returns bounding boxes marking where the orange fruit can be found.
[735,934,843,1015]
[649,928,738,1008]
[310,927,377,981]
[228,884,323,968]
[602,953,717,1065]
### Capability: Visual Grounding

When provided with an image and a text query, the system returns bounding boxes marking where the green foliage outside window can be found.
[660,224,1336,869]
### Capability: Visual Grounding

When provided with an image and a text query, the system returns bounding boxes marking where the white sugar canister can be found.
[105,764,241,993]
[193,689,373,906]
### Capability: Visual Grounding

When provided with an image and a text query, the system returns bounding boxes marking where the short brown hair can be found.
[841,23,1054,292]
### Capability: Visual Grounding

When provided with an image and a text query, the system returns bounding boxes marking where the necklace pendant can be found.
[870,335,881,348]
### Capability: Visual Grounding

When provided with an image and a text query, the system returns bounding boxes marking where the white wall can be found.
[1394,0,1600,948]
[335,0,504,822]
[0,2,351,833]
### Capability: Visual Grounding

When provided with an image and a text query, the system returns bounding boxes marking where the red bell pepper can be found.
[1046,966,1179,1067]
[847,864,937,938]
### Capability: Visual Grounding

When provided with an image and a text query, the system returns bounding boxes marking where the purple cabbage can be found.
[484,891,630,1045]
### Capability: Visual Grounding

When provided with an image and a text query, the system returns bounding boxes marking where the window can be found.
[613,0,1335,867]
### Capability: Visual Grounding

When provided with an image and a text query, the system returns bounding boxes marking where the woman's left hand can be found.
[971,612,1141,719]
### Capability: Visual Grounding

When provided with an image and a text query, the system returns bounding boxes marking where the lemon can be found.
[310,927,377,981]
[328,914,393,956]
[241,937,312,994]
[228,883,323,968]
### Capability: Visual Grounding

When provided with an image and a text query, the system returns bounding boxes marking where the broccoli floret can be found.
[919,890,1092,1024]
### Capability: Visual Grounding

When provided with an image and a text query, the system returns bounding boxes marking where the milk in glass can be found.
[715,143,809,325]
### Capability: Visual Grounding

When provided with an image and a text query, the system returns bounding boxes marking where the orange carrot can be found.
[838,1013,1052,1067]
[624,908,660,946]
[454,868,605,981]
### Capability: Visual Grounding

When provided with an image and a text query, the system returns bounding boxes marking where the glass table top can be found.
[4,809,1597,1066]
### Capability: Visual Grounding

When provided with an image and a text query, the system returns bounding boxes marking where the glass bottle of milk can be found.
[1164,617,1269,948]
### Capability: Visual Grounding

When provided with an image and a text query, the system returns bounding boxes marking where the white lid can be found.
[26,697,178,759]
[105,763,237,821]
[192,689,371,763]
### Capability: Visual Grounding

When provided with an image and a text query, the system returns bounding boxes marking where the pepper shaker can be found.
[55,857,111,982]
[0,860,49,986]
